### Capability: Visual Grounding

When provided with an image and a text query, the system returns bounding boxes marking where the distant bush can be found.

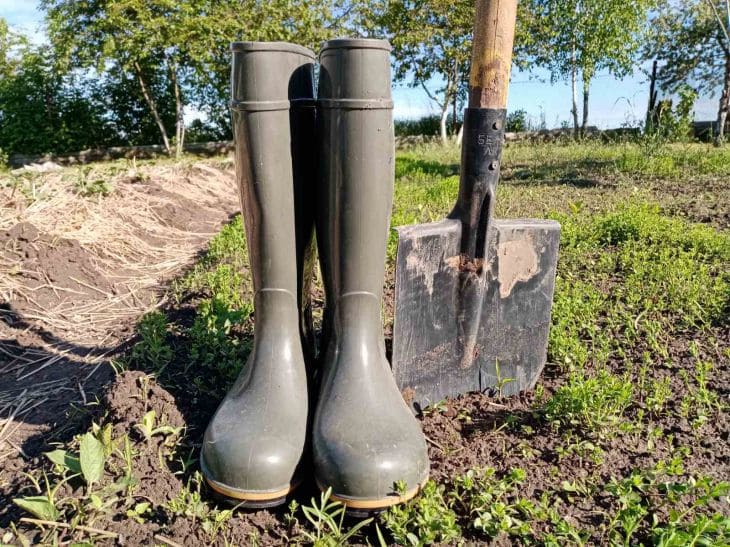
[506,109,529,132]
[395,115,442,137]
[645,85,697,143]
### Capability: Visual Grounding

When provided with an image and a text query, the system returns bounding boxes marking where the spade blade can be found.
[391,217,560,409]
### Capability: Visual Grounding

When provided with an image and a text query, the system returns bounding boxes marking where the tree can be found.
[0,30,117,156]
[517,0,655,136]
[41,0,366,155]
[379,0,473,144]
[41,0,343,156]
[644,0,730,144]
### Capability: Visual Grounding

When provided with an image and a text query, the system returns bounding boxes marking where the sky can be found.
[1,0,719,129]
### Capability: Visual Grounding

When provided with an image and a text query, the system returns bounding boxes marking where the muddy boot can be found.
[200,42,316,508]
[313,38,430,513]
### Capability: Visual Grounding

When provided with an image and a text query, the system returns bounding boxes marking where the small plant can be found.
[13,472,62,521]
[298,487,373,546]
[451,468,535,540]
[73,166,112,197]
[605,466,730,546]
[493,360,515,397]
[381,480,461,546]
[130,311,173,373]
[542,369,634,435]
[167,473,235,541]
[135,410,182,444]
[645,376,672,415]
[189,296,248,384]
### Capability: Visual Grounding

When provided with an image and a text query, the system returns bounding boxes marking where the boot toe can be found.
[202,429,301,495]
[314,404,429,503]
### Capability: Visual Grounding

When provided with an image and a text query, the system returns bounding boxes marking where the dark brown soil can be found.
[2,321,726,545]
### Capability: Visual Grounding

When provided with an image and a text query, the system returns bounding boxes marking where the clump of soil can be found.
[3,221,114,309]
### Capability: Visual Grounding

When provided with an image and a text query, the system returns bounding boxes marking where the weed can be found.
[605,465,730,546]
[679,354,724,428]
[381,480,461,546]
[543,369,634,436]
[130,311,173,374]
[167,473,236,542]
[135,410,183,444]
[452,468,535,539]
[72,166,112,197]
[188,296,250,385]
[298,488,373,546]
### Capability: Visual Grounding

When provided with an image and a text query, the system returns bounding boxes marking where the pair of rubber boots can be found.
[200,39,429,512]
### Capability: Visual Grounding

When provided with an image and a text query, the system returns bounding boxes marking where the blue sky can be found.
[2,1,719,128]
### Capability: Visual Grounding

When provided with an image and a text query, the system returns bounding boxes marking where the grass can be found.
[6,140,730,545]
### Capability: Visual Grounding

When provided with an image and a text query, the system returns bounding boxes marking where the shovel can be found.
[391,0,561,409]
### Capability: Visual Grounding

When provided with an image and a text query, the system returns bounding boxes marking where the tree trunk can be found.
[439,101,449,144]
[456,121,464,146]
[170,61,185,158]
[645,60,658,133]
[581,77,590,137]
[134,61,171,154]
[570,44,579,139]
[716,54,730,145]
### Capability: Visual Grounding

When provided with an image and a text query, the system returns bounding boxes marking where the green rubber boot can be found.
[201,42,316,508]
[313,38,430,513]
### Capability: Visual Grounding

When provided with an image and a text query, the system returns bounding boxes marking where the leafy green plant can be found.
[298,488,373,546]
[130,311,173,373]
[381,480,461,546]
[451,468,535,539]
[605,466,730,546]
[188,295,250,385]
[73,167,112,197]
[167,473,235,541]
[13,472,62,521]
[135,410,182,443]
[543,369,634,435]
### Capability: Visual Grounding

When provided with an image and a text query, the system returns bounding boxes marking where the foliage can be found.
[130,311,174,374]
[395,115,445,137]
[298,488,374,546]
[517,0,655,134]
[506,109,530,132]
[381,480,461,545]
[644,85,698,144]
[379,0,472,143]
[644,0,730,143]
[543,370,634,434]
[0,25,119,156]
[40,0,362,156]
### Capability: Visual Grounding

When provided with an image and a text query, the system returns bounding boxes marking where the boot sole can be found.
[316,478,426,514]
[204,475,299,509]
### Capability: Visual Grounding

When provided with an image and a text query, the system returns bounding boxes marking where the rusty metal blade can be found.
[391,218,560,409]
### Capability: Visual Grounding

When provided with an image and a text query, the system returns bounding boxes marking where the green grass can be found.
[9,141,730,546]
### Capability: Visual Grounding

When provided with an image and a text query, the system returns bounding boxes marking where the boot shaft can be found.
[231,42,316,315]
[316,39,395,302]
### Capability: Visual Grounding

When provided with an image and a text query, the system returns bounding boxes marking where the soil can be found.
[0,166,240,539]
[2,321,726,545]
[1,163,728,545]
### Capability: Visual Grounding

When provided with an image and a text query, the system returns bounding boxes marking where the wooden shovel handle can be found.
[468,0,518,109]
